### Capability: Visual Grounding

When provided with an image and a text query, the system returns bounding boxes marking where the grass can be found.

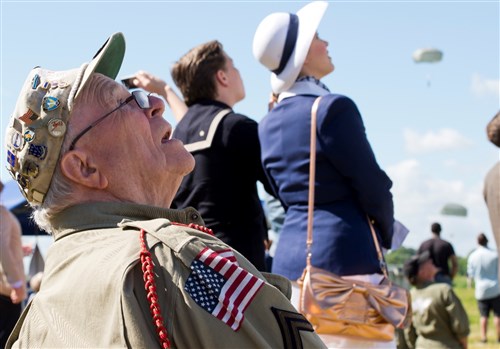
[452,276,499,349]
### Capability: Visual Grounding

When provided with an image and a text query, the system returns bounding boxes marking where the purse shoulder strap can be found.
[306,97,389,279]
[306,97,322,266]
[367,217,390,278]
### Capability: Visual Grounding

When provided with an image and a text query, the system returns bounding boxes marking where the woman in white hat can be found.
[253,2,397,348]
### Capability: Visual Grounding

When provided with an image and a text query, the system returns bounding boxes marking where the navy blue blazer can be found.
[172,100,271,271]
[259,93,394,280]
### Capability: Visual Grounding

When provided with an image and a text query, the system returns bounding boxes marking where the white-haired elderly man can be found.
[4,32,325,349]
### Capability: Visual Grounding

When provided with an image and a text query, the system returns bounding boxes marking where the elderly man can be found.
[4,33,325,349]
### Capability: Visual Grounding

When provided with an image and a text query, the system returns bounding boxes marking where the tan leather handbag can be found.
[297,97,412,341]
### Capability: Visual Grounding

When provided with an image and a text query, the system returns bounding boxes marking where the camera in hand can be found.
[121,75,138,89]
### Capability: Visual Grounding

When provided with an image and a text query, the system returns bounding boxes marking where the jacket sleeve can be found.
[466,254,474,279]
[317,95,394,247]
[144,229,326,349]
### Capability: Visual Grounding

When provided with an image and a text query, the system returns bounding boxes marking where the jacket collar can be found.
[278,76,330,102]
[50,202,203,241]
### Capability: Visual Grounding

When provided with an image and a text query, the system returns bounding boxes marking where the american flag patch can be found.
[184,247,264,331]
[7,150,16,167]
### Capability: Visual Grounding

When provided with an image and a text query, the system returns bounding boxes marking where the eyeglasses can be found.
[68,90,152,151]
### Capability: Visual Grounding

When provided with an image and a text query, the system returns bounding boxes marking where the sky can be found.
[1,0,499,257]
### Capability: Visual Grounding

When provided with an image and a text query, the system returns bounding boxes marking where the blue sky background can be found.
[1,0,499,257]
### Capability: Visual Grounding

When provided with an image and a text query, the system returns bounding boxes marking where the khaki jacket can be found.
[7,202,325,349]
[404,282,469,349]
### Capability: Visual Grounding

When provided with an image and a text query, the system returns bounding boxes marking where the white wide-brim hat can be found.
[253,1,328,94]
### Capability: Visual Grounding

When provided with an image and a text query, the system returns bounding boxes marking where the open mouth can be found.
[161,130,171,144]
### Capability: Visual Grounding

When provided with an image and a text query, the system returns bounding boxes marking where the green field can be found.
[453,276,499,349]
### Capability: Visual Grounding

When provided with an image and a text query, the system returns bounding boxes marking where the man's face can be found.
[70,78,194,207]
[223,52,245,103]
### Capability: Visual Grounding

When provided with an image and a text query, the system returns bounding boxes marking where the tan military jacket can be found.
[7,202,325,349]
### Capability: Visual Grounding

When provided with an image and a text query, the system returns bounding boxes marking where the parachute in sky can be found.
[412,48,443,63]
[440,203,467,217]
[413,48,443,86]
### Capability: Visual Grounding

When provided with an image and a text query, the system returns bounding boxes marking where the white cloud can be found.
[443,159,459,167]
[386,159,492,257]
[471,74,500,98]
[404,128,473,154]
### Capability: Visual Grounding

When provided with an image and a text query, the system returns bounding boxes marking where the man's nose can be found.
[145,95,165,119]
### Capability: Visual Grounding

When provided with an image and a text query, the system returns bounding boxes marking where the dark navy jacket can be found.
[172,100,272,271]
[259,94,394,280]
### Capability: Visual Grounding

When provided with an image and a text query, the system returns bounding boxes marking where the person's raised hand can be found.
[132,71,170,97]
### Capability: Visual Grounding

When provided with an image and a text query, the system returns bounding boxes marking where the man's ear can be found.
[215,69,229,87]
[60,150,108,189]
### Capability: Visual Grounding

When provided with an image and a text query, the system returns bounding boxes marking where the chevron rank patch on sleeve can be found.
[271,307,315,349]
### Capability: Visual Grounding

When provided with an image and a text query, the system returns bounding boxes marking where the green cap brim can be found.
[76,32,125,99]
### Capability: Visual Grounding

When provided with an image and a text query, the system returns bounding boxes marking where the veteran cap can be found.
[5,32,125,206]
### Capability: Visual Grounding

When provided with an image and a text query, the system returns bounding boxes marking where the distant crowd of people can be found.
[1,1,499,349]
[401,220,500,348]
